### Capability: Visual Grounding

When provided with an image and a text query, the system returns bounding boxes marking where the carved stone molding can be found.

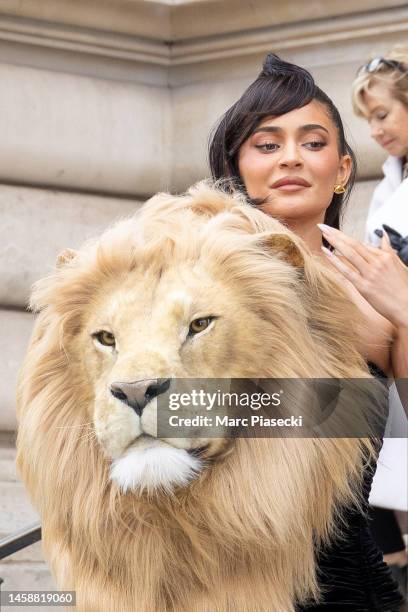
[0,1,407,70]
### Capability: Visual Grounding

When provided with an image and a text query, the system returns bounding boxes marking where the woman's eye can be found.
[304,141,326,149]
[377,113,388,120]
[93,330,116,347]
[188,317,214,335]
[255,143,279,152]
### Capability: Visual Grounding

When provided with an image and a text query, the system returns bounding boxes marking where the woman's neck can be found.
[285,219,325,255]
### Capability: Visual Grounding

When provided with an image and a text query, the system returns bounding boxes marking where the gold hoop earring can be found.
[334,184,346,194]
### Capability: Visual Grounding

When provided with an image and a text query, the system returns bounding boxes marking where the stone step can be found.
[0,435,56,603]
[0,562,58,612]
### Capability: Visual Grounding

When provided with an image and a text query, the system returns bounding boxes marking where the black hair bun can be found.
[259,53,315,87]
[260,53,285,76]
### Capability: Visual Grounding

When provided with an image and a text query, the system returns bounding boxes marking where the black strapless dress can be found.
[297,366,405,611]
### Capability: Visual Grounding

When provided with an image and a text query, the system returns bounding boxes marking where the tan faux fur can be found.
[16,182,378,611]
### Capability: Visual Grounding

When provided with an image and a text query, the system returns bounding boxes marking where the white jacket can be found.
[366,155,408,512]
[366,155,408,246]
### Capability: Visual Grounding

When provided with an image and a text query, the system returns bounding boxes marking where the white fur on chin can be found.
[110,440,203,495]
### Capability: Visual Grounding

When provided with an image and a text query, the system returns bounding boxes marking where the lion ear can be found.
[56,248,78,268]
[259,233,304,268]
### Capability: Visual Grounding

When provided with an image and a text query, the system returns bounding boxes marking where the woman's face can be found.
[238,100,351,226]
[363,83,408,158]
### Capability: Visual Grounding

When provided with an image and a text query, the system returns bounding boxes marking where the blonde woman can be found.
[349,46,408,594]
[352,47,408,247]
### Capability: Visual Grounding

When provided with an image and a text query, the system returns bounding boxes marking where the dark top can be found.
[297,365,404,612]
[297,454,404,611]
[369,506,405,556]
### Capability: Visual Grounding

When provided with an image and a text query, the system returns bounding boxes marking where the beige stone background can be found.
[0,0,407,604]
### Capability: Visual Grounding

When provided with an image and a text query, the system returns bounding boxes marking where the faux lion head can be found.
[16,183,380,611]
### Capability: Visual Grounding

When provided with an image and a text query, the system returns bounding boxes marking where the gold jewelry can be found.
[333,184,346,194]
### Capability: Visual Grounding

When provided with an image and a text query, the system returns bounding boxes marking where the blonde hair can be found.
[352,45,408,117]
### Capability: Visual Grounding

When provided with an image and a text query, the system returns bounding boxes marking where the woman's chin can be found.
[383,142,405,158]
[261,201,325,221]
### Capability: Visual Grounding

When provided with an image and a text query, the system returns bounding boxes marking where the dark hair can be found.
[208,54,356,230]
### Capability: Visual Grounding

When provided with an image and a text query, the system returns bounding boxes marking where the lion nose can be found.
[110,378,171,416]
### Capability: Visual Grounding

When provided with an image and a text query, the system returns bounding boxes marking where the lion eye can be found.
[93,330,116,347]
[189,317,213,335]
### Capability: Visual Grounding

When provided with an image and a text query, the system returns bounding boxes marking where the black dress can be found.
[297,455,404,611]
[297,366,404,612]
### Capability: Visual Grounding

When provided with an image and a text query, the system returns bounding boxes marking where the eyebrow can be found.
[253,123,330,135]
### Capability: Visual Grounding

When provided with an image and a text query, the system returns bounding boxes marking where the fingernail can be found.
[321,246,333,257]
[317,223,333,234]
[374,229,383,238]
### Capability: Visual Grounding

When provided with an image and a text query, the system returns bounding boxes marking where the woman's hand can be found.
[317,224,408,328]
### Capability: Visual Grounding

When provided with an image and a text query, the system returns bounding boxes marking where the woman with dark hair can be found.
[209,55,356,231]
[209,54,407,611]
[210,53,408,379]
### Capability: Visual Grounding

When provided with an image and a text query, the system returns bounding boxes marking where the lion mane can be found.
[16,182,377,612]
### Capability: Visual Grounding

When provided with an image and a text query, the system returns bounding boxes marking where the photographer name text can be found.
[168,415,303,428]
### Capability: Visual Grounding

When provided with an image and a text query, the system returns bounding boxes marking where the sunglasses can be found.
[357,57,405,76]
